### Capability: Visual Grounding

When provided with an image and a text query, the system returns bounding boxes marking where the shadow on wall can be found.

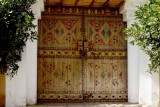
[0,73,5,107]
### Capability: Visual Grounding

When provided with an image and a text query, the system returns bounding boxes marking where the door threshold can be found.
[27,102,142,107]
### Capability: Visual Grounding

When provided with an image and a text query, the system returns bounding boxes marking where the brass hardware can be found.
[78,40,83,51]
[78,39,102,58]
[83,39,89,56]
[84,39,89,52]
[78,40,83,56]
[78,39,89,57]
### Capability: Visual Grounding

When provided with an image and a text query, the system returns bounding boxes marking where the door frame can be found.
[37,6,128,103]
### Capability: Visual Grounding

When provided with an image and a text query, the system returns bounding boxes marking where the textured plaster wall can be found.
[26,0,44,105]
[6,0,44,107]
[120,0,159,106]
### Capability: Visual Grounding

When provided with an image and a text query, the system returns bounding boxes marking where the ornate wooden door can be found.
[38,15,83,102]
[38,9,127,102]
[82,16,127,102]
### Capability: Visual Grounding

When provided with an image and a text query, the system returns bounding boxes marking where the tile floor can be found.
[27,103,142,107]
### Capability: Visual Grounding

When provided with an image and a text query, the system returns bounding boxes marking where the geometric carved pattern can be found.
[83,16,127,102]
[43,6,120,16]
[85,17,126,50]
[38,7,127,103]
[39,15,82,48]
[38,58,83,102]
[83,59,127,101]
[38,49,126,59]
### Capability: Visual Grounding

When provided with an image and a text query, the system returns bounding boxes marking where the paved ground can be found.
[27,103,142,107]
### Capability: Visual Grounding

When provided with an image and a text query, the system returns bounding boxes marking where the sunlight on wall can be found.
[139,50,152,106]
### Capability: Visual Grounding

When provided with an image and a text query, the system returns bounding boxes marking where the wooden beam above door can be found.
[45,0,125,8]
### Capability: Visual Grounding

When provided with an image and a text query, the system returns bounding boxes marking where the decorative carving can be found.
[38,13,127,102]
[43,6,121,16]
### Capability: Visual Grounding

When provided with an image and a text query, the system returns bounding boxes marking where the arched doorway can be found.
[37,7,127,102]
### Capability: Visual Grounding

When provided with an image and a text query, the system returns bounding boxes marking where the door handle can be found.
[78,39,89,57]
[83,39,89,56]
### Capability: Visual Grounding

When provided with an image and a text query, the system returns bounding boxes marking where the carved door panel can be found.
[38,14,127,102]
[38,15,83,102]
[83,17,127,101]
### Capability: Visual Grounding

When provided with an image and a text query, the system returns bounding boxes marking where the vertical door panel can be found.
[83,16,127,102]
[38,58,83,102]
[83,59,127,101]
[38,15,83,102]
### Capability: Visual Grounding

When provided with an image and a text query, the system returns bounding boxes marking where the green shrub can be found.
[0,0,37,77]
[125,0,160,73]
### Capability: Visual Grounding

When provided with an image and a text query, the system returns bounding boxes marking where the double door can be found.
[37,14,127,102]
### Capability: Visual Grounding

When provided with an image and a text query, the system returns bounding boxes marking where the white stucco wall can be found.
[139,50,152,105]
[120,0,160,106]
[139,50,159,107]
[26,0,44,105]
[6,0,44,107]
[6,47,27,107]
[5,0,160,107]
[120,1,141,103]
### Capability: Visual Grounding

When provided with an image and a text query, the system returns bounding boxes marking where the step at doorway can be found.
[27,103,142,107]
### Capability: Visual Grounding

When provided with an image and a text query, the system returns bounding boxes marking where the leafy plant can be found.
[125,0,160,73]
[0,0,37,77]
